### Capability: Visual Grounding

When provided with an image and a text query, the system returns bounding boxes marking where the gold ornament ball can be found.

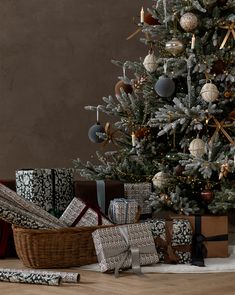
[165,37,184,56]
[180,12,198,32]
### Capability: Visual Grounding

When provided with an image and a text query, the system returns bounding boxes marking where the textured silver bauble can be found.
[165,37,184,56]
[189,137,206,157]
[200,82,219,103]
[152,172,171,189]
[143,52,158,73]
[180,12,198,32]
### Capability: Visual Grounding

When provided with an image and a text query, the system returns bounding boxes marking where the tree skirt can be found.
[79,246,235,274]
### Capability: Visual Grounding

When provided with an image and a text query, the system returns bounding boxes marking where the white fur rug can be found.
[79,246,235,273]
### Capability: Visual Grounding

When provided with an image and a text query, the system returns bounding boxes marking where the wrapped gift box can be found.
[74,180,124,215]
[108,198,139,224]
[177,215,229,259]
[59,197,112,227]
[15,168,74,215]
[124,182,152,217]
[92,223,159,275]
[147,219,193,264]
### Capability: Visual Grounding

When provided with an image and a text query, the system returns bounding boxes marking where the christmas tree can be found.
[74,0,235,216]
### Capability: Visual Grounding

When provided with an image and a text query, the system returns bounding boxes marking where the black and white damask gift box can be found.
[15,168,74,215]
[108,198,139,224]
[147,218,193,264]
[92,223,159,276]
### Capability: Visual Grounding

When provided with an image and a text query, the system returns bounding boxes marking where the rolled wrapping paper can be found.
[0,199,55,229]
[0,200,47,229]
[0,269,80,284]
[0,270,61,286]
[0,183,66,228]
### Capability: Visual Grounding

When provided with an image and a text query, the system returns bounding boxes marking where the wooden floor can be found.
[0,258,235,295]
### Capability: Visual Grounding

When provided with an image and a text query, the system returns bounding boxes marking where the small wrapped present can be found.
[60,197,112,227]
[108,198,139,224]
[15,168,74,215]
[124,182,152,217]
[174,215,228,264]
[92,223,159,276]
[147,218,193,264]
[74,180,124,215]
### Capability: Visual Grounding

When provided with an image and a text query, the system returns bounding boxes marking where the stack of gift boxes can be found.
[0,169,229,276]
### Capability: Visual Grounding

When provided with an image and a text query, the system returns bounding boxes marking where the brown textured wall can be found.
[0,0,151,178]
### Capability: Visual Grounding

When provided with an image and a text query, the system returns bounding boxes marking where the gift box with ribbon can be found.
[176,215,228,266]
[124,182,152,218]
[74,180,124,216]
[15,168,74,216]
[108,198,139,224]
[147,218,193,264]
[59,197,112,227]
[92,223,159,277]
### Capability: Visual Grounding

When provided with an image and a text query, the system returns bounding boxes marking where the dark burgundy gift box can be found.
[0,180,17,258]
[74,180,125,215]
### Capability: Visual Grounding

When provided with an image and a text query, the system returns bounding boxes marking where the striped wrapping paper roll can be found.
[0,268,80,285]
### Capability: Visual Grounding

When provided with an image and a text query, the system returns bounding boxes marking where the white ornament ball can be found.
[180,12,198,32]
[189,138,206,157]
[143,52,158,73]
[200,82,219,103]
[152,172,170,189]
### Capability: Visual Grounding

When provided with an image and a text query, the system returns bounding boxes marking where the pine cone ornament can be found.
[219,163,230,180]
[133,76,148,90]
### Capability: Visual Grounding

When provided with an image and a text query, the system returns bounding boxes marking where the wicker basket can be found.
[12,225,111,269]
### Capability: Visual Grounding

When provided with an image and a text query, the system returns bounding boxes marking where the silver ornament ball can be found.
[200,82,219,103]
[152,172,170,189]
[154,76,175,97]
[88,123,105,143]
[180,12,198,32]
[189,138,206,157]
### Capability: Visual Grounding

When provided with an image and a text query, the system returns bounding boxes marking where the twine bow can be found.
[207,116,235,146]
[219,22,235,49]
